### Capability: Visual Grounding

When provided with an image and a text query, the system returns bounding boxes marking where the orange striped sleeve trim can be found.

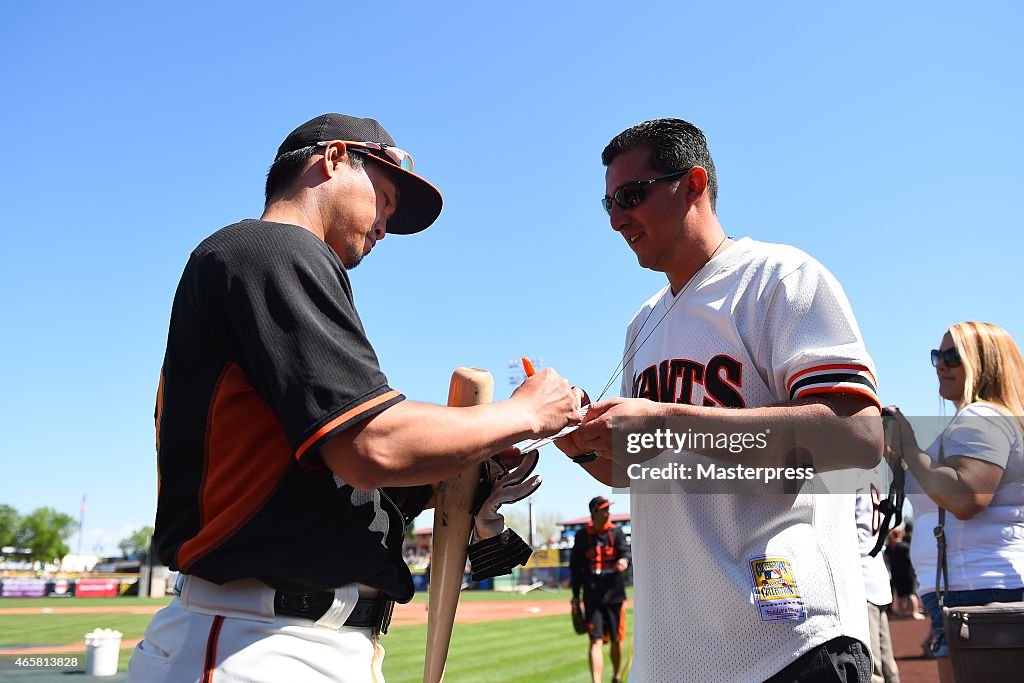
[295,389,401,462]
[787,363,876,393]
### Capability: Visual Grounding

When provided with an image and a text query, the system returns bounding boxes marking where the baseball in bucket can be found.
[84,628,123,676]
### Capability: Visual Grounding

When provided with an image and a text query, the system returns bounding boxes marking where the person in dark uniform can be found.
[570,496,631,683]
[126,113,583,683]
[885,526,924,620]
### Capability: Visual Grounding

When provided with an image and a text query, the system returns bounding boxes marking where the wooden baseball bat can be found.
[423,368,494,683]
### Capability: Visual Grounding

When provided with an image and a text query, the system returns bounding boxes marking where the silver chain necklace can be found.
[591,234,731,403]
[515,236,731,456]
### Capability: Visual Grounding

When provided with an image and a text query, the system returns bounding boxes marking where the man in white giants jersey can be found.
[558,119,883,682]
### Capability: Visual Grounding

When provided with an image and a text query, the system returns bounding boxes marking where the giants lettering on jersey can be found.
[632,355,746,408]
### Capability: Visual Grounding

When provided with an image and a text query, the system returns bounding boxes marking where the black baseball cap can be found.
[589,496,612,514]
[275,113,443,235]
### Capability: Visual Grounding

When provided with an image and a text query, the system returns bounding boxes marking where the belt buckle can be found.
[373,598,395,637]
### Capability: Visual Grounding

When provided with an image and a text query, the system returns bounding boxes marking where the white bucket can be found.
[84,628,123,677]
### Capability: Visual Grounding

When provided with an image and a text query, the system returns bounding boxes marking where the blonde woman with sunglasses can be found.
[887,322,1024,683]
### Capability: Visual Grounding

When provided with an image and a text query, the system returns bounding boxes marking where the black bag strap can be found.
[870,411,905,557]
[934,436,950,608]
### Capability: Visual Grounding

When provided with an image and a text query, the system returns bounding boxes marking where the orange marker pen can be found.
[522,357,536,377]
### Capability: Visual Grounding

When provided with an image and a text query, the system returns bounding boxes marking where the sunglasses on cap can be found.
[316,141,414,172]
[602,169,690,215]
[930,348,962,368]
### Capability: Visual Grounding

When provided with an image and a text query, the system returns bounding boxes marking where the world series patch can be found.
[748,555,806,622]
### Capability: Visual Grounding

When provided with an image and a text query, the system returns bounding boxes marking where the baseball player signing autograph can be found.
[557,119,884,682]
[126,114,583,683]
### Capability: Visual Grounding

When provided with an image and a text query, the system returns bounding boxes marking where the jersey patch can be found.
[748,555,806,623]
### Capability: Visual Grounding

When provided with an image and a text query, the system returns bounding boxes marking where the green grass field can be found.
[0,595,633,680]
[381,612,633,683]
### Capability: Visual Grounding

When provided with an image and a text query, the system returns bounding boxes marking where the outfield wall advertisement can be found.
[0,577,136,598]
[73,578,120,597]
[0,578,47,597]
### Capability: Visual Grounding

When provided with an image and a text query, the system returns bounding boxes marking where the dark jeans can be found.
[920,587,1024,657]
[764,636,871,683]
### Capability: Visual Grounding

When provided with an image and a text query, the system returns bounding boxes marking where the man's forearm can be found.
[323,400,535,489]
[579,457,619,486]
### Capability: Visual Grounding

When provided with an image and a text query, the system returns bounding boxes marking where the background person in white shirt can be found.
[887,321,1024,683]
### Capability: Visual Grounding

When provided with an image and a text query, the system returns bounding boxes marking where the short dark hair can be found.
[263,146,365,206]
[601,118,718,213]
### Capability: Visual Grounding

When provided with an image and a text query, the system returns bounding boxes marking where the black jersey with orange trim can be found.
[154,220,414,600]
[570,523,630,606]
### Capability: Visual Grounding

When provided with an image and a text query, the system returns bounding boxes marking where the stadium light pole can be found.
[528,495,536,548]
[506,357,544,387]
[77,494,86,555]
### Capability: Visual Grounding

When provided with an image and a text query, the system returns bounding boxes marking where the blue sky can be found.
[1,2,1021,556]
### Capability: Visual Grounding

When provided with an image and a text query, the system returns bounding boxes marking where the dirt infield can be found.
[887,616,938,683]
[391,597,585,627]
[0,598,581,622]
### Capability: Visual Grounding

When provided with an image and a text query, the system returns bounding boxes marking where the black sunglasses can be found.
[602,169,690,215]
[930,348,962,368]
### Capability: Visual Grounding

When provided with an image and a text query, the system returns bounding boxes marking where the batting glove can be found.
[467,450,540,580]
[472,449,541,540]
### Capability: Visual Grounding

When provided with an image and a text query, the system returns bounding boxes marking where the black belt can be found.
[173,576,394,635]
[274,591,395,634]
